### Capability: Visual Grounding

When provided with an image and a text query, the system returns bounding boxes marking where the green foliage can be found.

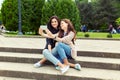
[76,2,93,29]
[1,0,18,31]
[77,32,120,39]
[57,0,81,32]
[76,0,119,31]
[21,0,34,33]
[115,18,120,26]
[0,10,2,22]
[84,33,90,37]
[1,0,120,34]
[93,0,118,29]
[32,0,45,34]
[1,0,45,34]
[21,0,45,34]
[41,0,81,32]
[113,0,120,17]
[107,34,112,38]
[41,0,58,25]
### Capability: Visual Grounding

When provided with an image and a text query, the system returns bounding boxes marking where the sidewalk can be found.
[0,35,120,80]
[0,35,120,53]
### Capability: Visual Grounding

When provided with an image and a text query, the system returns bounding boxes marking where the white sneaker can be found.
[75,63,81,71]
[60,65,69,74]
[55,66,60,70]
[34,62,42,68]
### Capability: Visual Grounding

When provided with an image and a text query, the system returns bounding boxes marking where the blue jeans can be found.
[43,48,61,65]
[43,42,72,65]
[56,42,72,60]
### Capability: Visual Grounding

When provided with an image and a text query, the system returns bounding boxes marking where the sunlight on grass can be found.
[3,31,120,39]
[77,32,120,39]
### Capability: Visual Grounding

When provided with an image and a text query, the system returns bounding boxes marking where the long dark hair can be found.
[47,16,60,33]
[58,19,76,44]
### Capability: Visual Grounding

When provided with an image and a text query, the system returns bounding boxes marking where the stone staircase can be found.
[0,47,120,80]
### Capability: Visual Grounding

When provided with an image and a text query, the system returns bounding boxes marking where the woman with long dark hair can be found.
[34,16,60,67]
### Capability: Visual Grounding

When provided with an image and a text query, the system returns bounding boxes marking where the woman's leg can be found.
[52,47,63,64]
[56,42,71,65]
[56,42,81,70]
[36,47,63,65]
[43,49,69,73]
[34,49,48,67]
[38,58,46,64]
[43,49,60,65]
[34,48,63,67]
[56,42,72,59]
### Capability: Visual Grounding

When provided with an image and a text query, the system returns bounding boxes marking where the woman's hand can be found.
[45,29,55,39]
[39,28,43,35]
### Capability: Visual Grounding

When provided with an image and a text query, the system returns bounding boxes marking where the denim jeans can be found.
[56,42,72,60]
[43,48,61,65]
[43,42,72,65]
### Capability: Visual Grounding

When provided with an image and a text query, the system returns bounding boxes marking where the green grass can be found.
[76,32,120,39]
[3,31,120,39]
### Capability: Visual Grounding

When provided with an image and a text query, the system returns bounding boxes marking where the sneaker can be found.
[75,63,81,71]
[60,65,69,74]
[34,62,42,68]
[55,66,60,70]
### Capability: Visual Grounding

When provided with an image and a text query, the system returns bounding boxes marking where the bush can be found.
[116,17,120,26]
[41,0,80,32]
[84,33,90,37]
[107,34,112,38]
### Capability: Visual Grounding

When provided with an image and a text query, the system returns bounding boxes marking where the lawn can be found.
[3,31,120,39]
[76,32,120,39]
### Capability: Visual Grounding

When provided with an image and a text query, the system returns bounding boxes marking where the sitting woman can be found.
[39,19,81,73]
[34,16,60,68]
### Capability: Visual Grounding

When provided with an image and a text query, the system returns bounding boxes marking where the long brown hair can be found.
[58,19,76,44]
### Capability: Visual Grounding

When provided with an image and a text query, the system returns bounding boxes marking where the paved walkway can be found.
[0,35,120,53]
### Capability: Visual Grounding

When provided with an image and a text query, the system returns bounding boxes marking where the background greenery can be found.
[0,0,120,35]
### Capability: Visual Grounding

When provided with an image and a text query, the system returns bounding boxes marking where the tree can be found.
[76,0,119,31]
[21,0,34,33]
[76,1,94,30]
[94,0,118,30]
[1,0,18,31]
[0,10,2,25]
[22,0,45,34]
[41,0,81,32]
[32,0,45,34]
[116,18,120,26]
[41,0,58,25]
[56,0,81,31]
[113,0,120,17]
[1,0,44,34]
[21,0,45,34]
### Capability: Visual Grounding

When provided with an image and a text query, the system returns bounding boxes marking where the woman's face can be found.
[51,18,59,29]
[60,21,68,30]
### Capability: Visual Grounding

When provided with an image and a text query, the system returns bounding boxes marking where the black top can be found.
[44,25,59,49]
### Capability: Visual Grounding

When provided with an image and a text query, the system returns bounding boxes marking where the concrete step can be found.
[0,76,35,80]
[0,62,120,80]
[78,51,120,58]
[0,47,42,53]
[0,52,120,70]
[76,56,120,70]
[0,47,120,59]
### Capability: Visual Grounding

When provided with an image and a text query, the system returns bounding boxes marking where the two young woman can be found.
[34,16,81,73]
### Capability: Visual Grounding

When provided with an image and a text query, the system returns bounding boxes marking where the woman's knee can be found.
[42,49,50,56]
[56,42,64,49]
